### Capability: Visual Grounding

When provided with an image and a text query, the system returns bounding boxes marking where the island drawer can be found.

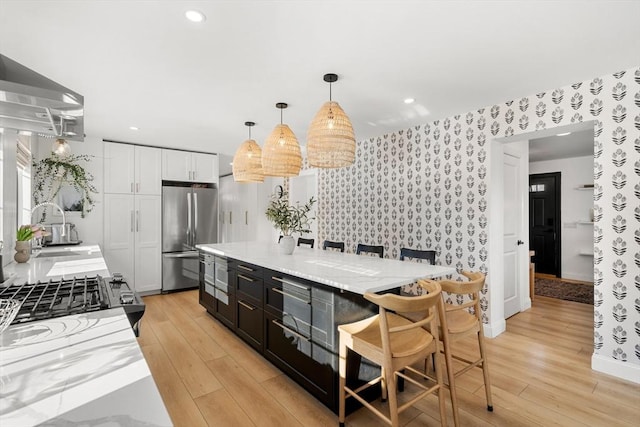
[214,290,235,330]
[228,259,262,279]
[236,297,263,351]
[236,270,263,304]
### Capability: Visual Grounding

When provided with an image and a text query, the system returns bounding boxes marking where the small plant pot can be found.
[14,241,31,263]
[279,236,295,255]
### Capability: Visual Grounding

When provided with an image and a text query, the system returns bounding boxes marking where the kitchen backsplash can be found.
[317,66,640,369]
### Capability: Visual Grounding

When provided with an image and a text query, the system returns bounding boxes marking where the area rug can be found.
[534,278,594,305]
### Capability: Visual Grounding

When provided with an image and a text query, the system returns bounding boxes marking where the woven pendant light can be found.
[232,121,264,182]
[262,102,302,177]
[307,73,355,168]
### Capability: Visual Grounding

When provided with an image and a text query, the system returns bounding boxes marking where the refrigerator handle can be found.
[187,192,192,247]
[194,192,198,244]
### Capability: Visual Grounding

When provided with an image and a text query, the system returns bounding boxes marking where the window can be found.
[16,137,31,226]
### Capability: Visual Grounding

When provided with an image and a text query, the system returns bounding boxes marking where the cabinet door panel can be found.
[104,143,134,194]
[162,149,191,181]
[103,194,135,281]
[134,195,161,293]
[135,146,161,195]
[192,152,218,184]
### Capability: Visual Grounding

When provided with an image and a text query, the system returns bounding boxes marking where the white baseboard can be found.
[522,298,532,311]
[591,353,640,384]
[562,271,594,283]
[484,318,506,338]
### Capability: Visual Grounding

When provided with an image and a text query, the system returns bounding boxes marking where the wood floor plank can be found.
[261,374,337,427]
[194,388,255,427]
[156,294,227,361]
[140,343,208,427]
[148,318,223,398]
[206,356,302,427]
[138,290,640,427]
[194,313,281,383]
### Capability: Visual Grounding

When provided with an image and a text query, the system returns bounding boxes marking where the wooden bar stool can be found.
[436,271,494,426]
[338,279,447,427]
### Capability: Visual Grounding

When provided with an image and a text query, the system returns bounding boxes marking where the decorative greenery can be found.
[265,191,316,236]
[32,153,98,220]
[16,224,47,241]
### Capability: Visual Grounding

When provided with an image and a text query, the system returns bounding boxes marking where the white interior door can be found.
[503,152,522,318]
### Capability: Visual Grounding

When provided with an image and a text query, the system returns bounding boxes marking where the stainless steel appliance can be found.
[162,182,218,292]
[0,274,145,336]
[43,223,81,246]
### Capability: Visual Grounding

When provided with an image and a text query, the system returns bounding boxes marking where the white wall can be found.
[529,155,593,282]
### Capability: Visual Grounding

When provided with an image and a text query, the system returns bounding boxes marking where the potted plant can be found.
[14,225,48,263]
[265,190,316,255]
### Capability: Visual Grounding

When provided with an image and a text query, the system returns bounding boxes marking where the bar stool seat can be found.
[338,279,447,427]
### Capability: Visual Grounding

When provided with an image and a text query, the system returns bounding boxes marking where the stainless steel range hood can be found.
[0,54,84,141]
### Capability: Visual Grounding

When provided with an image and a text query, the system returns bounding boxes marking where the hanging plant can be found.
[32,153,98,221]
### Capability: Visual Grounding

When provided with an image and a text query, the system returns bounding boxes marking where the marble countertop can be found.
[0,308,172,426]
[197,242,455,295]
[2,244,110,286]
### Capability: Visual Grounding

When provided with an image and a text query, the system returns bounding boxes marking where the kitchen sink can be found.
[35,251,82,258]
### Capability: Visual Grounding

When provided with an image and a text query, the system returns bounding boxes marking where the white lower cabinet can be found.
[104,194,161,293]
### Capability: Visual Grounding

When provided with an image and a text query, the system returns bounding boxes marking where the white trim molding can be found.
[591,354,640,385]
[483,318,506,339]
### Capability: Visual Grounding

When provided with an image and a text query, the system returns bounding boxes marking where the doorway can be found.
[529,172,561,277]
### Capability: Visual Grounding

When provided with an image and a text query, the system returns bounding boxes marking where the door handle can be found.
[187,192,192,246]
[517,240,524,245]
[193,192,198,244]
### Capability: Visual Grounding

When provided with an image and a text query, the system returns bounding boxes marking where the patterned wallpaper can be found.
[317,66,640,368]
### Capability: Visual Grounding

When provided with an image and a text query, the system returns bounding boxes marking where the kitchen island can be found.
[196,242,455,411]
[0,245,172,426]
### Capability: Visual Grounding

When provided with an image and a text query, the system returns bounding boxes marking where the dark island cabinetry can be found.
[198,251,376,411]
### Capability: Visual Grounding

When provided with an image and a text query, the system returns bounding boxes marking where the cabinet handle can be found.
[238,265,254,272]
[237,274,255,282]
[271,319,310,342]
[270,276,310,291]
[131,210,134,232]
[131,183,134,193]
[238,300,256,311]
[193,170,197,179]
[272,287,311,305]
[136,183,140,193]
[136,210,140,232]
[229,211,232,224]
[245,210,248,225]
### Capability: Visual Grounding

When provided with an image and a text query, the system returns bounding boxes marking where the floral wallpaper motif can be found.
[317,66,640,367]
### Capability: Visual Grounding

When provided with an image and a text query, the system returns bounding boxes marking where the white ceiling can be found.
[529,129,594,162]
[1,1,638,157]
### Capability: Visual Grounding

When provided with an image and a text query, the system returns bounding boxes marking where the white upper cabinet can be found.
[162,149,218,184]
[104,143,161,195]
[192,152,219,183]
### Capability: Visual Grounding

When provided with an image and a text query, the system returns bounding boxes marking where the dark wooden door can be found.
[529,173,561,276]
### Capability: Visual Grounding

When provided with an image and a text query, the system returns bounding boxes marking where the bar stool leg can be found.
[339,340,347,427]
[477,330,494,411]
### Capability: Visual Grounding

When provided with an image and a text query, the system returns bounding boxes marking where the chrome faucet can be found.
[31,202,66,237]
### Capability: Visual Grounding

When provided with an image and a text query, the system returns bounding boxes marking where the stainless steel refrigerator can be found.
[162,182,218,292]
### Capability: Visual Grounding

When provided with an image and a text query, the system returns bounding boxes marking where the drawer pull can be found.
[272,287,310,305]
[238,300,256,311]
[272,319,310,342]
[238,265,255,272]
[270,276,310,291]
[237,274,255,282]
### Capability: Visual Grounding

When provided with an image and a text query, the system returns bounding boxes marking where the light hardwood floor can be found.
[138,291,640,426]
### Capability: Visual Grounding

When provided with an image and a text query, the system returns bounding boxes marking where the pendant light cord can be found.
[329,81,332,102]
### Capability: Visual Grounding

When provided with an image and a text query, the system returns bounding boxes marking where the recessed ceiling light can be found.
[556,132,571,136]
[185,10,206,23]
[404,98,415,104]
[130,126,139,131]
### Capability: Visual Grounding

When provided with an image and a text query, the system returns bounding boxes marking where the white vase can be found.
[279,235,295,255]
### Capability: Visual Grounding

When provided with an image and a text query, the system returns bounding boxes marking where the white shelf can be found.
[579,250,594,256]
[576,185,594,191]
[576,221,594,225]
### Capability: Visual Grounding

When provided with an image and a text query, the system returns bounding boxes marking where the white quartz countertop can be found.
[197,242,455,295]
[0,308,172,426]
[2,244,110,286]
